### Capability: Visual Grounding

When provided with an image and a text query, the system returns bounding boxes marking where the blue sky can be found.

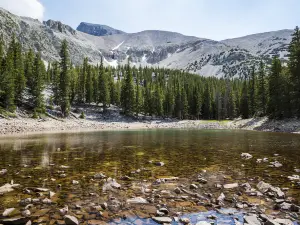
[1,0,300,40]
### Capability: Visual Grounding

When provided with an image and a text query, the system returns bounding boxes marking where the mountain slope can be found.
[0,8,293,77]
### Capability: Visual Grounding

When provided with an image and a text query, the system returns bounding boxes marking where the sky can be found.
[0,0,299,40]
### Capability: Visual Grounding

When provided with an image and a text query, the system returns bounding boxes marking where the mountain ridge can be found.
[0,8,293,77]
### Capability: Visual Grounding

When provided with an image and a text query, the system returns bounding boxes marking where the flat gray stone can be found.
[244,215,261,225]
[224,183,239,189]
[152,217,172,224]
[126,197,148,204]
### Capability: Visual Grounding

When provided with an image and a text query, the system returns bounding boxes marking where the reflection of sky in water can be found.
[109,209,299,225]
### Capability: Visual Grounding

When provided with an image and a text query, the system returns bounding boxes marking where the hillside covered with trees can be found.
[0,27,300,120]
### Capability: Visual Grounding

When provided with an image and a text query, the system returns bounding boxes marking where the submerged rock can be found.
[126,197,148,204]
[154,162,165,166]
[152,217,172,224]
[72,180,79,185]
[3,208,16,217]
[287,175,300,181]
[64,215,79,225]
[94,173,106,179]
[59,205,69,215]
[180,217,191,224]
[244,215,261,225]
[102,178,121,192]
[0,217,29,225]
[0,183,20,194]
[190,184,198,189]
[257,181,272,193]
[0,169,7,175]
[241,153,253,159]
[21,210,31,217]
[269,161,283,168]
[223,183,239,189]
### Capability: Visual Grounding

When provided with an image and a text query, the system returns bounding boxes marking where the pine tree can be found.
[164,87,175,118]
[257,61,267,116]
[0,36,4,100]
[121,60,135,115]
[240,80,249,119]
[51,62,60,105]
[267,57,283,119]
[182,89,189,119]
[288,26,300,117]
[69,66,78,104]
[13,40,26,105]
[32,52,46,113]
[153,84,163,116]
[134,71,142,116]
[24,49,35,99]
[192,86,202,119]
[114,78,121,107]
[98,57,110,110]
[78,57,88,103]
[202,85,211,119]
[85,64,93,104]
[1,48,15,112]
[249,66,256,117]
[59,40,71,117]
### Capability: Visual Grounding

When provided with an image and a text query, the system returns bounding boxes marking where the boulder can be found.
[273,219,294,225]
[180,218,191,224]
[64,215,79,225]
[257,181,272,193]
[0,183,20,194]
[3,208,16,217]
[241,153,253,159]
[154,162,165,166]
[244,215,261,225]
[223,183,238,189]
[126,197,148,204]
[287,175,300,181]
[152,217,172,224]
[196,222,212,225]
[102,178,121,192]
[21,210,30,217]
[190,184,198,189]
[0,217,29,225]
[0,169,7,175]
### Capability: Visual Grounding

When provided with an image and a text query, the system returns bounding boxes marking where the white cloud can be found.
[0,0,45,21]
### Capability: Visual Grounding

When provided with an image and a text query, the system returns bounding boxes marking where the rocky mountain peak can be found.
[76,22,126,36]
[43,19,76,35]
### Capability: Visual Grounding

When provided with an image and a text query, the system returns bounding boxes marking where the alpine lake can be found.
[0,129,299,225]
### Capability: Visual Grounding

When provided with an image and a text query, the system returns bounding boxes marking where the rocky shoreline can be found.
[0,152,299,225]
[1,116,300,137]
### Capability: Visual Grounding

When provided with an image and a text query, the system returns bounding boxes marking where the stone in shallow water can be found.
[223,183,239,189]
[126,197,148,204]
[244,215,261,225]
[21,210,31,217]
[190,184,198,189]
[273,219,294,225]
[0,183,20,194]
[0,169,7,175]
[64,215,79,225]
[257,181,272,193]
[3,208,16,217]
[152,217,172,224]
[196,221,212,225]
[180,217,191,224]
[241,153,253,159]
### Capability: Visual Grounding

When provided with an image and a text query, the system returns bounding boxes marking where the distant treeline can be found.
[0,27,300,120]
